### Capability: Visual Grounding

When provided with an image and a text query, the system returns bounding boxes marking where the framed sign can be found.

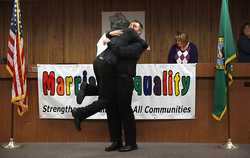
[102,11,145,39]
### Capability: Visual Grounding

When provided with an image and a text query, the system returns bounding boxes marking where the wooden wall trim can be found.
[1,63,250,79]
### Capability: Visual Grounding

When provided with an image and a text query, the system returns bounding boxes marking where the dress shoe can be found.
[71,109,82,131]
[118,144,138,152]
[76,82,87,104]
[104,141,123,152]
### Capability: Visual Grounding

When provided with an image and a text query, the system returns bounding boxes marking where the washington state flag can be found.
[212,0,237,121]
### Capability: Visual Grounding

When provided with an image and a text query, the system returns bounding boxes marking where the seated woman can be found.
[237,22,250,62]
[168,32,198,63]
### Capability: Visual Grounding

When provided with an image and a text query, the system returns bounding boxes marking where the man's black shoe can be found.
[71,109,81,131]
[118,144,138,152]
[76,82,87,104]
[104,141,123,152]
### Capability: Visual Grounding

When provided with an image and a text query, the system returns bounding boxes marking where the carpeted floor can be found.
[0,142,249,158]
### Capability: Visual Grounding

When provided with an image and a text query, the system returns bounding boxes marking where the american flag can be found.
[6,0,28,116]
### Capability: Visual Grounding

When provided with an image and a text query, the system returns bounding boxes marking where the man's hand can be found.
[109,30,123,36]
[146,46,151,51]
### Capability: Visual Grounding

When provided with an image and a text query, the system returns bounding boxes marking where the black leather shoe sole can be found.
[118,145,138,152]
[104,142,123,152]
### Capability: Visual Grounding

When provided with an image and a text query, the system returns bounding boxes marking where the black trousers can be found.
[107,75,136,145]
[80,57,116,120]
[77,57,120,143]
[78,59,136,144]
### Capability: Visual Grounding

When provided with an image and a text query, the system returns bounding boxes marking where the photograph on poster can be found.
[102,11,145,39]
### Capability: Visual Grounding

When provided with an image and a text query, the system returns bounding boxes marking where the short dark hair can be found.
[130,19,144,30]
[240,22,250,36]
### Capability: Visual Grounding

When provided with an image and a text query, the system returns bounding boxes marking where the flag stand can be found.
[1,104,22,149]
[220,67,238,150]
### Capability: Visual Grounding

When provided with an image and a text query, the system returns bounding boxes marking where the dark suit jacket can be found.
[107,28,140,47]
[114,39,148,77]
[98,28,147,67]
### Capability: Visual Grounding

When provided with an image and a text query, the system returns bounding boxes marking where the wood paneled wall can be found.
[1,0,250,64]
[0,0,250,143]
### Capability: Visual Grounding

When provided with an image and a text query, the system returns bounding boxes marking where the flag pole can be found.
[1,104,22,149]
[2,0,23,149]
[221,64,238,150]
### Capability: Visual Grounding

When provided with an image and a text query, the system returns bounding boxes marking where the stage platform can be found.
[0,142,249,158]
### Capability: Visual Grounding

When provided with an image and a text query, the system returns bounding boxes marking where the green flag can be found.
[212,0,237,121]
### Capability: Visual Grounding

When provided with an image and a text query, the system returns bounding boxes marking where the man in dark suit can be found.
[72,20,148,152]
[107,39,148,152]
